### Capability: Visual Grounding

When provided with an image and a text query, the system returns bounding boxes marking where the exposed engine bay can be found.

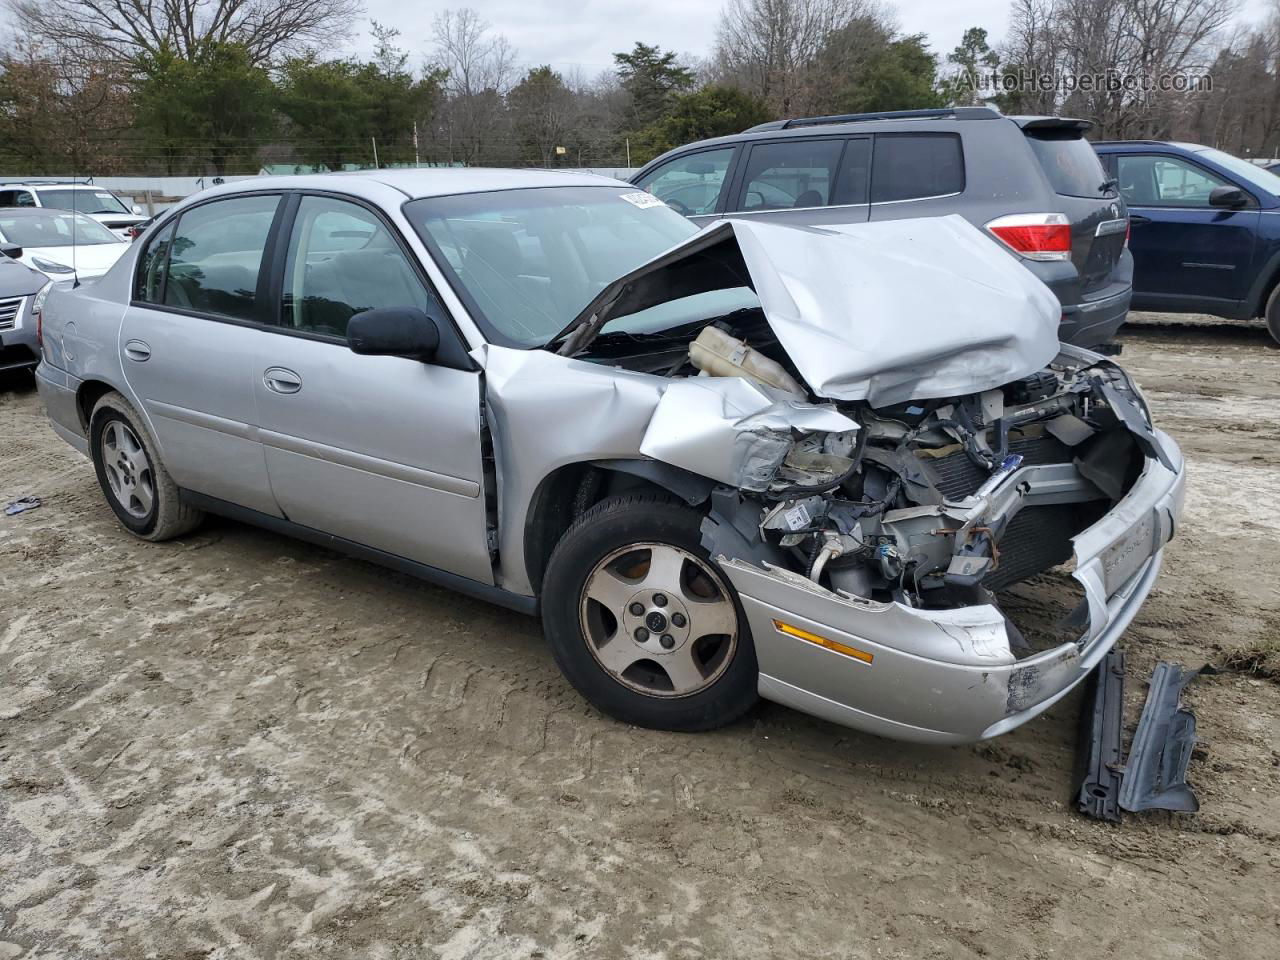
[585,307,1161,636]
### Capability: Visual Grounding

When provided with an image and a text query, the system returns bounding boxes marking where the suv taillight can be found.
[985,213,1072,262]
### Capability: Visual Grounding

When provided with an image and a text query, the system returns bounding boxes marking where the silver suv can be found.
[0,180,150,239]
[35,170,1185,743]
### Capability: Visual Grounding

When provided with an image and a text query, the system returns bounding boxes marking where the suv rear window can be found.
[1025,132,1109,198]
[870,134,963,202]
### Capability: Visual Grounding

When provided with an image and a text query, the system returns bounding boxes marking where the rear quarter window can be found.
[870,134,964,203]
[1025,132,1109,198]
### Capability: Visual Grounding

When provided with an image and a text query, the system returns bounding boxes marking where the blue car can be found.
[1094,140,1280,342]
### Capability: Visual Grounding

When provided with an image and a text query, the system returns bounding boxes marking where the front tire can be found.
[89,391,203,540]
[541,493,758,732]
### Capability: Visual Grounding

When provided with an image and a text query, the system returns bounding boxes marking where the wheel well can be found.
[1245,250,1280,319]
[523,462,682,593]
[76,379,115,432]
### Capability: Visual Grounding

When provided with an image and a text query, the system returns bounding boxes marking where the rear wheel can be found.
[541,493,758,731]
[1265,284,1280,345]
[90,391,203,540]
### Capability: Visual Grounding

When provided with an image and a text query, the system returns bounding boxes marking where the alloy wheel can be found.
[579,542,739,698]
[100,420,155,519]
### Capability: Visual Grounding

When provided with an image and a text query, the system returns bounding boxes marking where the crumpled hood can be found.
[560,215,1062,408]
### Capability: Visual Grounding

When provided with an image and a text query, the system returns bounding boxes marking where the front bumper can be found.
[721,429,1185,744]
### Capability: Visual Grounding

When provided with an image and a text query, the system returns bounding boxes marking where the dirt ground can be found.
[2,314,1279,960]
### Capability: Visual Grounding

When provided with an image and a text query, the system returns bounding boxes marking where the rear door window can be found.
[636,148,736,217]
[870,134,964,203]
[736,139,844,211]
[831,137,871,206]
[1025,133,1110,198]
[163,194,281,322]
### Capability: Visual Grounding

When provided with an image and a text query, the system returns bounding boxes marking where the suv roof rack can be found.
[0,178,95,185]
[744,106,1002,133]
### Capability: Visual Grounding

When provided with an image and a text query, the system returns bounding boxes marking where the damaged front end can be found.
[555,216,1185,743]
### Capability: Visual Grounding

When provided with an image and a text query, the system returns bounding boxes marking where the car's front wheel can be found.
[541,493,758,731]
[89,391,204,540]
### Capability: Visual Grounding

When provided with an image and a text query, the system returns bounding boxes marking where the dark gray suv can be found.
[631,107,1133,346]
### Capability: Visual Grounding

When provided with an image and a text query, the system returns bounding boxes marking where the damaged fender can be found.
[639,377,857,491]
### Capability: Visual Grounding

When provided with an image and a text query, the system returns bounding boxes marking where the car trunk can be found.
[1021,121,1127,296]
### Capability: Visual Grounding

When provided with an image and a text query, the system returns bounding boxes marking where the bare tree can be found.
[6,0,364,66]
[712,0,889,114]
[998,0,1236,138]
[429,8,517,163]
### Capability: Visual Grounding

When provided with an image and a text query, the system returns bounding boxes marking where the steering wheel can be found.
[665,198,693,216]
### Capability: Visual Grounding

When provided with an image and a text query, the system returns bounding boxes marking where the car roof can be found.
[0,181,99,189]
[200,168,628,203]
[634,110,1091,174]
[1093,140,1208,151]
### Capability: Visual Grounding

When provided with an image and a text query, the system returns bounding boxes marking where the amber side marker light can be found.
[772,620,874,664]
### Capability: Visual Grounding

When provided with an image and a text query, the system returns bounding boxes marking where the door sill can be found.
[179,489,538,616]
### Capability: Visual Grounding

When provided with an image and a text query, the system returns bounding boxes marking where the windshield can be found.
[1194,147,1280,194]
[405,186,698,347]
[0,210,124,247]
[36,188,131,215]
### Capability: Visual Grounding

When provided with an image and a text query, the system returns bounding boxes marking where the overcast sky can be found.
[361,0,1016,76]
[358,0,1276,80]
[0,0,1271,78]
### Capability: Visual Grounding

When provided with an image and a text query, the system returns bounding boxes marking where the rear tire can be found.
[541,492,758,732]
[1265,284,1280,346]
[89,391,203,541]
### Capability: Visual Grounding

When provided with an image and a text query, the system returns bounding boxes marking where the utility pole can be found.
[371,137,380,168]
[413,122,420,166]
[625,138,631,169]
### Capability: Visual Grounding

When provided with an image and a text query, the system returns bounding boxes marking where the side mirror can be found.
[0,242,23,259]
[347,307,440,359]
[1209,185,1249,209]
[132,204,143,215]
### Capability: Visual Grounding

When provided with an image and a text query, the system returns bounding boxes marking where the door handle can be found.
[1128,214,1151,225]
[263,367,302,394]
[124,339,151,361]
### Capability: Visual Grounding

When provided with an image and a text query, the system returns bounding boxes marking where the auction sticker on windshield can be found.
[620,191,666,209]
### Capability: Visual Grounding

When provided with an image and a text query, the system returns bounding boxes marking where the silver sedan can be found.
[34,170,1184,743]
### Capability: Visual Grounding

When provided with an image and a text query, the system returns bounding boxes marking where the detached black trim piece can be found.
[1118,662,1210,814]
[1076,648,1126,822]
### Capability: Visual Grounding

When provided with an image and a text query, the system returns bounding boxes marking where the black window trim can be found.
[867,132,966,205]
[726,135,864,215]
[129,188,476,371]
[636,144,744,216]
[1113,151,1259,210]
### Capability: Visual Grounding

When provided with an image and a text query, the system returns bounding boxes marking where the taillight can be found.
[985,213,1072,262]
[1125,218,1131,248]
